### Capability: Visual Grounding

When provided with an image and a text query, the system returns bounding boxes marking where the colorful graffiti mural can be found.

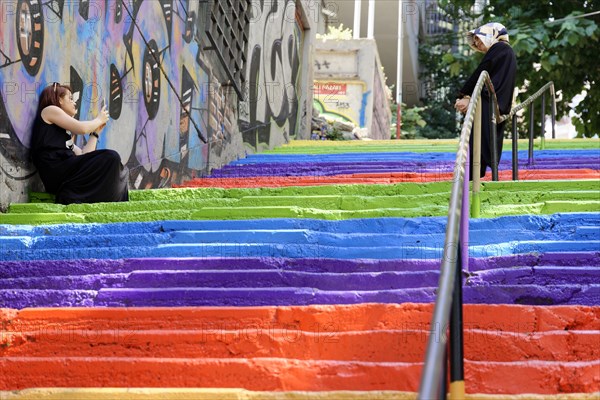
[0,0,309,205]
[239,0,305,151]
[0,0,214,190]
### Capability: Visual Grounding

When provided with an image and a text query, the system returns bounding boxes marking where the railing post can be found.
[512,115,518,181]
[541,93,546,150]
[439,347,448,399]
[471,100,482,218]
[551,85,557,139]
[461,149,470,270]
[449,243,465,400]
[528,102,535,165]
[490,98,498,181]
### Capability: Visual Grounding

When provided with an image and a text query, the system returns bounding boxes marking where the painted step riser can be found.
[0,358,598,394]
[2,284,598,309]
[2,253,598,279]
[3,304,597,335]
[2,330,598,363]
[1,270,442,291]
[3,268,599,291]
[5,214,598,236]
[2,228,598,252]
[2,240,598,261]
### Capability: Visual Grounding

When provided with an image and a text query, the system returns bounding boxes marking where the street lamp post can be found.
[353,0,361,39]
[396,0,403,139]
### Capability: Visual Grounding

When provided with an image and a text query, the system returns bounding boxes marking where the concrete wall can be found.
[0,0,322,210]
[312,38,390,139]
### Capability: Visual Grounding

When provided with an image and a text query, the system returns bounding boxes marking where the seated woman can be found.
[30,82,129,204]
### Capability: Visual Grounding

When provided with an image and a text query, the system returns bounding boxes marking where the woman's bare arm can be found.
[41,105,108,135]
[80,134,100,155]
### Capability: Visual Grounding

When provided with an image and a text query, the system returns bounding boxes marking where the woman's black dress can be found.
[30,114,129,204]
[459,41,517,178]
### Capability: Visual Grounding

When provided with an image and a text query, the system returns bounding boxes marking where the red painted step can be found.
[177,169,600,188]
[1,304,598,394]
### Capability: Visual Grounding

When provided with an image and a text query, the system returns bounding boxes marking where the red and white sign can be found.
[314,83,347,96]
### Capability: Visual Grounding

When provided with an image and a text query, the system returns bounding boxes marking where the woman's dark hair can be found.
[36,82,72,114]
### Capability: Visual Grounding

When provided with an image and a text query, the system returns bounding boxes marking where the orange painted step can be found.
[1,304,598,394]
[1,357,598,394]
[2,325,598,363]
[3,304,598,333]
[178,169,600,188]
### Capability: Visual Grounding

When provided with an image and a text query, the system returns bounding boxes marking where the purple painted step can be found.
[1,284,589,309]
[3,267,598,294]
[469,267,599,286]
[209,159,600,177]
[95,284,600,307]
[2,253,598,278]
[2,285,600,309]
[1,280,599,309]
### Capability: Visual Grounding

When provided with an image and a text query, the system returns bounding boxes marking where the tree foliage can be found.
[482,1,599,137]
[418,2,480,138]
[421,1,599,137]
[390,102,427,139]
[316,24,353,40]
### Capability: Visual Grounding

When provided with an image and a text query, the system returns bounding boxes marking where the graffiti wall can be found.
[0,0,316,208]
[238,0,307,152]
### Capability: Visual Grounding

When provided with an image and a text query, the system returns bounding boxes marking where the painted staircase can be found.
[1,139,599,399]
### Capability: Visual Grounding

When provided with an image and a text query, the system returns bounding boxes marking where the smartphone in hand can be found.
[100,97,106,110]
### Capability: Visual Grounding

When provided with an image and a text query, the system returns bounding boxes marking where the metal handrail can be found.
[417,72,558,399]
[501,81,556,122]
[417,70,490,400]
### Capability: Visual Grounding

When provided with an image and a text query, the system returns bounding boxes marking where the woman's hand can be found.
[95,105,109,128]
[454,97,470,114]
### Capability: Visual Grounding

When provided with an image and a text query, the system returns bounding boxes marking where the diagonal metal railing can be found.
[417,72,557,399]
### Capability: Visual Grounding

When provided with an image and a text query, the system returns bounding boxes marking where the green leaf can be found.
[558,19,577,37]
[567,32,580,46]
[449,62,461,77]
[586,23,597,37]
[541,59,552,72]
[442,53,455,64]
[532,31,546,42]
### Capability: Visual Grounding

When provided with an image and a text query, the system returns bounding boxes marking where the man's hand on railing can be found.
[454,97,470,114]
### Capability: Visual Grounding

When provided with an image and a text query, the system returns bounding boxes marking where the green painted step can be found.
[25,180,600,205]
[9,192,599,216]
[264,139,600,154]
[1,181,599,225]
